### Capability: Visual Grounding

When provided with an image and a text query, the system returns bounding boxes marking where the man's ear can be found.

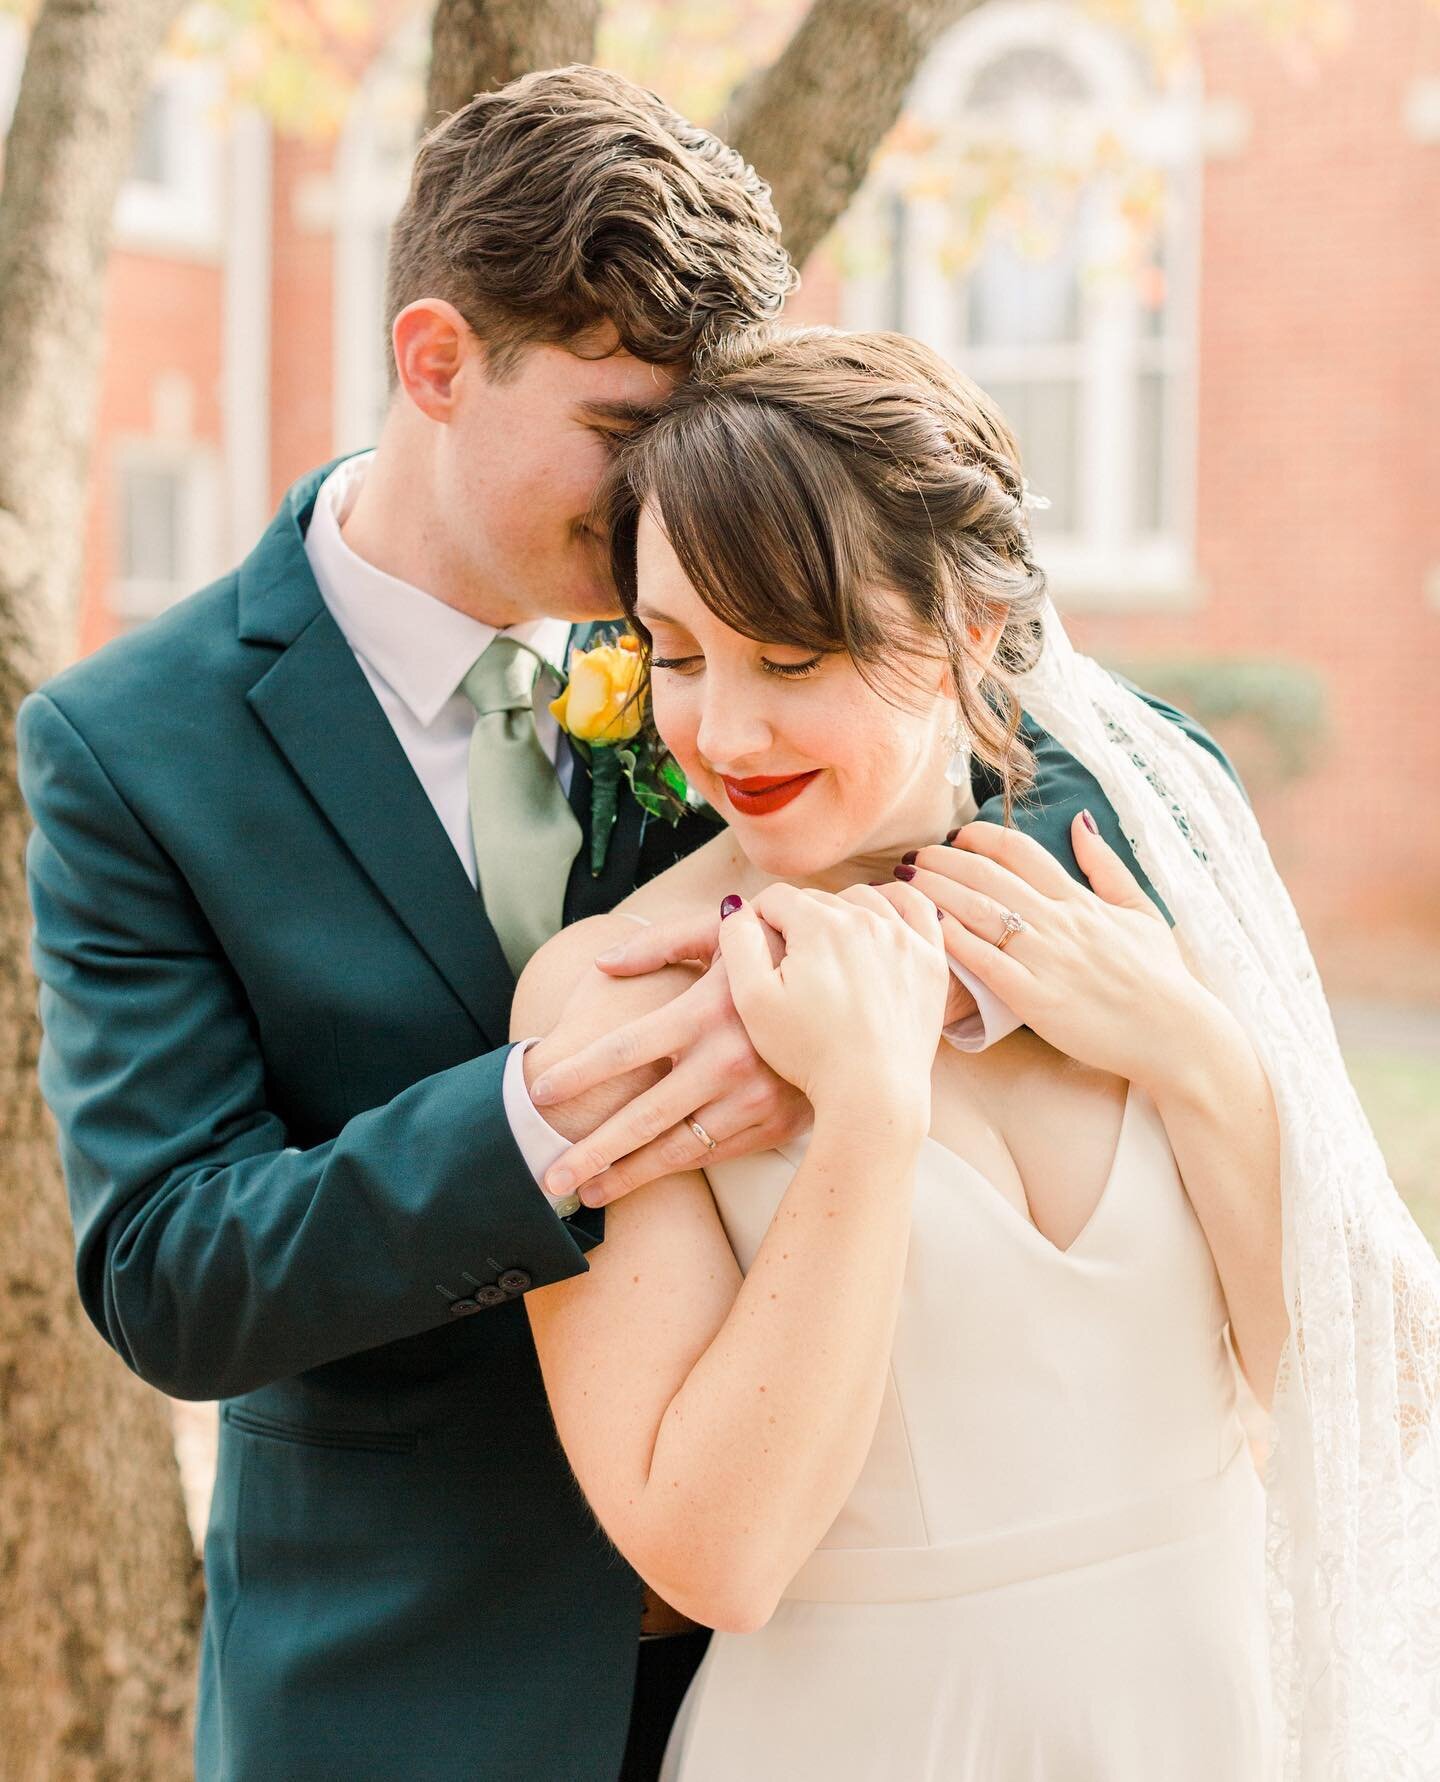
[391,299,477,421]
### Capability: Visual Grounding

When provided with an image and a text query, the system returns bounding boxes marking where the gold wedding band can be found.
[994,910,1027,953]
[689,1118,718,1151]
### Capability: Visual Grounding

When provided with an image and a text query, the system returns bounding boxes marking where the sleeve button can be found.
[498,1269,532,1294]
[448,1298,478,1317]
[475,1284,509,1308]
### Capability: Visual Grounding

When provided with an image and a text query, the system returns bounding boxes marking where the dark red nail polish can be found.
[901,850,918,866]
[1081,810,1098,835]
[720,894,742,918]
[893,864,917,882]
[945,827,961,845]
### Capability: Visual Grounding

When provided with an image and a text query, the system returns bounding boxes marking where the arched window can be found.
[843,1,1202,608]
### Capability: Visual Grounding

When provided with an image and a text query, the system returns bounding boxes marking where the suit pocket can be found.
[223,1404,419,1455]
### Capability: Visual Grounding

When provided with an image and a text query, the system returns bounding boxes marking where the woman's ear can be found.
[391,299,477,421]
[937,616,1005,698]
[965,616,1005,682]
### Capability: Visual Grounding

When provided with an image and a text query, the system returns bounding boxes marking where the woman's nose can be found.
[695,681,773,772]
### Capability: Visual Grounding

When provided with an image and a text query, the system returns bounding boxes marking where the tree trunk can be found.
[0,2,203,1777]
[423,0,599,128]
[724,0,979,268]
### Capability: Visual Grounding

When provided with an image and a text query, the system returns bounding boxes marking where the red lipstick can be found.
[719,770,822,817]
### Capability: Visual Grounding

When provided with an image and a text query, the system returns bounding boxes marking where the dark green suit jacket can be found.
[16,462,1234,1780]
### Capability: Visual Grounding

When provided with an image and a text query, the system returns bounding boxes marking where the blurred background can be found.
[29,0,1437,1229]
[0,0,1436,1763]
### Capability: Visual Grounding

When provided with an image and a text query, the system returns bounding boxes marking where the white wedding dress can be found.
[659,1084,1278,1781]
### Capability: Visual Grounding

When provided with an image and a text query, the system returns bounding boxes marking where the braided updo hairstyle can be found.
[597,326,1048,812]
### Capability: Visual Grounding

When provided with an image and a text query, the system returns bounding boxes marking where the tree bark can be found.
[0,2,203,1777]
[723,0,978,268]
[423,0,599,128]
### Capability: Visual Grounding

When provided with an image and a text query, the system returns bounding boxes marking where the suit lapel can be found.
[240,466,517,1046]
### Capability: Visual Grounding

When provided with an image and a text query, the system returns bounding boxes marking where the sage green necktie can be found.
[461,636,582,978]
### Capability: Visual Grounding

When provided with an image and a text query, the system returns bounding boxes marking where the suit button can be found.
[498,1269,532,1294]
[475,1284,509,1309]
[449,1298,478,1317]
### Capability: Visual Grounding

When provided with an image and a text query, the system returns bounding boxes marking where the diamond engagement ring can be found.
[689,1118,718,1151]
[994,910,1027,953]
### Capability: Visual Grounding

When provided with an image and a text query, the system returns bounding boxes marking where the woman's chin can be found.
[727,817,852,881]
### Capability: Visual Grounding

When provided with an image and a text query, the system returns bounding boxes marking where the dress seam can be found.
[886,1359,932,1546]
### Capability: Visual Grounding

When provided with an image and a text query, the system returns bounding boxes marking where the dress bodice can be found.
[701,1086,1247,1590]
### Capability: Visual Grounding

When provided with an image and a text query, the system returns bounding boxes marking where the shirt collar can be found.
[304,452,572,729]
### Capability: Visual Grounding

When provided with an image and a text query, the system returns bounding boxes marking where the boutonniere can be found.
[549,628,692,875]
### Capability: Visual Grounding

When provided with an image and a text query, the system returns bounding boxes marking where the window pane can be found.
[884,191,909,333]
[984,378,1079,536]
[130,89,170,189]
[1135,370,1167,535]
[965,46,1090,111]
[122,466,180,583]
[965,222,1082,349]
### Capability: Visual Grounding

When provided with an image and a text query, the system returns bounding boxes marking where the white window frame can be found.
[842,1,1204,612]
[115,59,224,260]
[110,440,224,624]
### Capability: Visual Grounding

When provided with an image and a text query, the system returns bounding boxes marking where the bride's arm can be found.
[511,889,945,1632]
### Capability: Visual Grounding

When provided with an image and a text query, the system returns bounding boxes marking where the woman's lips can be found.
[718,770,822,817]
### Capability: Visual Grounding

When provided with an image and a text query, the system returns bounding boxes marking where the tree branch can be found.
[725,0,979,268]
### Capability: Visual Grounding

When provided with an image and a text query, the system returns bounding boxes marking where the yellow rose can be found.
[549,637,645,745]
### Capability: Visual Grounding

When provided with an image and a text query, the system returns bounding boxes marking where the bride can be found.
[512,329,1440,1779]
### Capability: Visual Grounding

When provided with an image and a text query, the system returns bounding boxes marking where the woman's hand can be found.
[718,881,950,1127]
[898,814,1226,1095]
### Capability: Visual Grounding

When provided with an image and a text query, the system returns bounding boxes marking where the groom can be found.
[18,65,1231,1782]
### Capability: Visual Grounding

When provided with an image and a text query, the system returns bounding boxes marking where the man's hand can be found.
[528,916,810,1207]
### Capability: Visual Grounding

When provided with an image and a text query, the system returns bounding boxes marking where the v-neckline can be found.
[922,1082,1136,1260]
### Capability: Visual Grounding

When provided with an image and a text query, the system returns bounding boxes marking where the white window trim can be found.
[843,1,1204,613]
[115,59,224,261]
[110,439,224,622]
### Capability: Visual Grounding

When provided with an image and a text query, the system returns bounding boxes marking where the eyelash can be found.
[649,655,824,680]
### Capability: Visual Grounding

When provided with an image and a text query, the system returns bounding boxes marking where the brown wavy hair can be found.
[385,65,797,382]
[596,327,1048,813]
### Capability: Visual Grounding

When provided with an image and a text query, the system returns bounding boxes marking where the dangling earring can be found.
[943,713,969,787]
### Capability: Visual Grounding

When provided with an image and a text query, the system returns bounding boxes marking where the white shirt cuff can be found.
[941,961,1022,1053]
[503,1038,583,1219]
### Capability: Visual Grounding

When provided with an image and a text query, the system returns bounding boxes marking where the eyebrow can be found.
[632,604,681,626]
[574,398,667,431]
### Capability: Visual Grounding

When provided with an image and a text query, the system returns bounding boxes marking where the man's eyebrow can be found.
[574,397,666,430]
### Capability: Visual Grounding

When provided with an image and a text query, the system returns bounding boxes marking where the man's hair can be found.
[384,65,797,381]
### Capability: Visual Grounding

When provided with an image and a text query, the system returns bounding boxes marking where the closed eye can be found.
[649,654,825,680]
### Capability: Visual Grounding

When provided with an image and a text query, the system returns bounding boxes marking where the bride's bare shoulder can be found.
[613,825,742,925]
[509,830,739,1042]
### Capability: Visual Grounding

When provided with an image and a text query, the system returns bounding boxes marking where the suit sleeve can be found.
[971,677,1246,924]
[17,690,604,1402]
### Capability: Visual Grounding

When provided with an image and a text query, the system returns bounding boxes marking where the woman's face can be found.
[635,508,963,881]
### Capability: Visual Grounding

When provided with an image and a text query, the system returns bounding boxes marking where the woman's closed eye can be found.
[650,653,826,681]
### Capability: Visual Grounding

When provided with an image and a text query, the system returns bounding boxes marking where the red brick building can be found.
[26,0,1440,997]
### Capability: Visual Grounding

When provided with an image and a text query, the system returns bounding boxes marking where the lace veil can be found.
[1016,602,1440,1779]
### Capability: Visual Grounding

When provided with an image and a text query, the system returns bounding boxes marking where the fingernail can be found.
[548,1168,574,1194]
[1081,809,1098,835]
[945,827,961,845]
[594,945,625,965]
[531,1078,555,1106]
[893,864,917,882]
[720,894,742,919]
[901,850,918,866]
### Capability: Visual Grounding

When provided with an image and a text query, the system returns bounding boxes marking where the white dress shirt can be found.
[305,450,1017,1221]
